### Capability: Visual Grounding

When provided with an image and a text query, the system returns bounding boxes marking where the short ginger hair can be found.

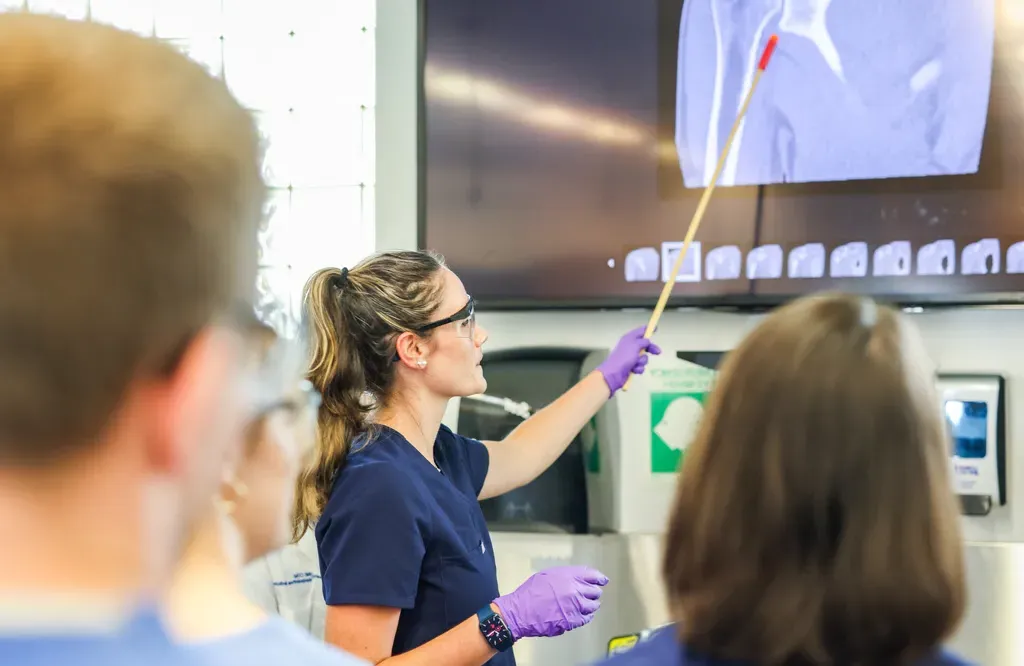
[0,13,265,463]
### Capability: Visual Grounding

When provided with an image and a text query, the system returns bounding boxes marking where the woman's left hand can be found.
[596,326,662,395]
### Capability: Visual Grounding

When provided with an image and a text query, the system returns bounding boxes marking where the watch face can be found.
[482,615,512,646]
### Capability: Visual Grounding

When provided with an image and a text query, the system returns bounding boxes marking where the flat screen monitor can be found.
[421,0,1024,309]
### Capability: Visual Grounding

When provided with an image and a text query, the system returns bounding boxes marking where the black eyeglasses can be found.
[416,297,476,338]
[254,379,322,419]
[247,379,321,457]
[392,297,477,362]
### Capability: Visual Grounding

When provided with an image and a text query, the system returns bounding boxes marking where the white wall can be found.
[375,0,418,252]
[15,0,378,338]
[374,0,1022,546]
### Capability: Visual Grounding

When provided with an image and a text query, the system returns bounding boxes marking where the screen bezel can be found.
[415,0,1024,313]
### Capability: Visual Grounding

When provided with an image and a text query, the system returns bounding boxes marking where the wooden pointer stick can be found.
[622,34,779,392]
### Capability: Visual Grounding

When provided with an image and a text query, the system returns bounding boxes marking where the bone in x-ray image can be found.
[872,241,912,277]
[1007,242,1024,274]
[747,244,783,279]
[829,241,867,278]
[705,245,742,280]
[674,0,995,188]
[624,247,661,282]
[961,238,1000,275]
[661,241,703,282]
[788,242,825,279]
[917,239,956,276]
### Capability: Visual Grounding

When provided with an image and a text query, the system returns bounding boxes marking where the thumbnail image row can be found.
[623,239,1018,283]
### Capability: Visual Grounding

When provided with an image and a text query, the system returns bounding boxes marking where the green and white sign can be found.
[648,365,715,474]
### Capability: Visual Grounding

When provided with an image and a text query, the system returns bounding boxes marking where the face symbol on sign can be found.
[653,396,704,452]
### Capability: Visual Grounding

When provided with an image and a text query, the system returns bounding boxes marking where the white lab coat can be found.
[242,528,327,640]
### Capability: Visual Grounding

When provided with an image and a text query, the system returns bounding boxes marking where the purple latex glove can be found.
[493,566,609,640]
[597,327,662,394]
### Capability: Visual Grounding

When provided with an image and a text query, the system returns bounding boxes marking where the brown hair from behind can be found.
[663,293,964,666]
[291,250,447,541]
[0,14,264,465]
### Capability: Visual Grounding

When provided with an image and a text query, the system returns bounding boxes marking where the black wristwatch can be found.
[476,606,515,652]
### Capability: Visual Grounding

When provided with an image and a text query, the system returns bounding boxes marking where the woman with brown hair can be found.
[294,250,660,666]
[599,293,971,666]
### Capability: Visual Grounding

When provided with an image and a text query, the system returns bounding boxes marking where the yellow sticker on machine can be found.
[607,633,640,655]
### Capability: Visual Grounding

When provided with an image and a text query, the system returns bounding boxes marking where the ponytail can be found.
[291,267,372,542]
[289,251,449,542]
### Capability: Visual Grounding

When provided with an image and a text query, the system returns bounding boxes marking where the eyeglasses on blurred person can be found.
[166,316,366,665]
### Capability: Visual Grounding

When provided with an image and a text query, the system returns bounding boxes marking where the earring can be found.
[416,359,428,368]
[215,475,249,515]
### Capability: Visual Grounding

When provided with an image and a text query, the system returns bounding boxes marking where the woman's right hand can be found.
[492,566,608,640]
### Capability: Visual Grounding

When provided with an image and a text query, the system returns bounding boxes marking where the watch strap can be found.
[476,605,514,652]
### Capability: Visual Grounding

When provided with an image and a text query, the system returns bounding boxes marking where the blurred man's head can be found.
[0,13,265,592]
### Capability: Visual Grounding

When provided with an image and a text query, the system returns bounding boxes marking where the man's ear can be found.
[146,326,249,478]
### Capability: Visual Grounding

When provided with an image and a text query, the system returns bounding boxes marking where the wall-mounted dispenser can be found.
[936,374,1006,516]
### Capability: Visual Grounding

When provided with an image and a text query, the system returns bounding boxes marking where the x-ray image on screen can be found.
[423,0,1024,308]
[674,0,996,188]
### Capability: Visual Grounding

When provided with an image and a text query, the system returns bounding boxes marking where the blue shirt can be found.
[188,615,366,665]
[0,609,190,666]
[596,625,975,666]
[316,424,514,666]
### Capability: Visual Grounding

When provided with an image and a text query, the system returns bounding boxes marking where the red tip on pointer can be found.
[758,34,779,71]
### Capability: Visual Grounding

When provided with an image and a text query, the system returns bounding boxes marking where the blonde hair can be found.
[291,251,447,541]
[663,293,964,665]
[0,14,264,464]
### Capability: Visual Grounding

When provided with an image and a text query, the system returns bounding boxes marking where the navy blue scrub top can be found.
[316,424,515,666]
[596,625,975,666]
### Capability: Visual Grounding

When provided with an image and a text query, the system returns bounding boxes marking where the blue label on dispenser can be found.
[945,399,988,460]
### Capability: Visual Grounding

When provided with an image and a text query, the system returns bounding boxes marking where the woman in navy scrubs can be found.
[598,294,971,666]
[292,251,660,666]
